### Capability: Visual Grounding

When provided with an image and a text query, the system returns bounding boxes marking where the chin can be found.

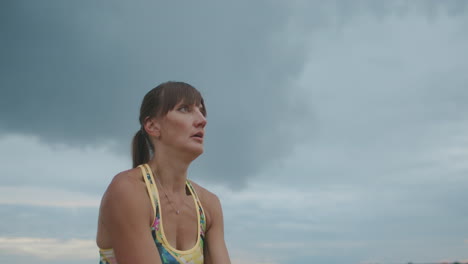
[193,147,204,157]
[185,146,204,159]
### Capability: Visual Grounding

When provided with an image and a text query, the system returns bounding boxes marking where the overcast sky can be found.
[1,1,468,264]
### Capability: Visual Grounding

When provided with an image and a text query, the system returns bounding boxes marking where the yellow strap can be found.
[139,164,157,227]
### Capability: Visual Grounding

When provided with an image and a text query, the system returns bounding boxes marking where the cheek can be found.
[171,119,189,132]
[165,119,191,138]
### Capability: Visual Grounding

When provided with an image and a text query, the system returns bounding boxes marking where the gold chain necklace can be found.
[153,170,181,215]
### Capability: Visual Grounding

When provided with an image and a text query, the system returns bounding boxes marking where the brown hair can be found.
[132,81,206,168]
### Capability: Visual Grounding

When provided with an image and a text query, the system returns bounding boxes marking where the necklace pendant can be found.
[176,210,180,215]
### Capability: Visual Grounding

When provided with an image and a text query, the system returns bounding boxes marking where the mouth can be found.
[191,131,204,139]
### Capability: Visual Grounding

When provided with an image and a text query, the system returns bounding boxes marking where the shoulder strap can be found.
[186,180,207,234]
[139,164,158,226]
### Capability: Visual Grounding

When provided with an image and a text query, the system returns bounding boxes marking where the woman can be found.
[96,81,231,264]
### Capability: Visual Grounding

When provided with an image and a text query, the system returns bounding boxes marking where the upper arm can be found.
[101,175,161,264]
[203,193,231,264]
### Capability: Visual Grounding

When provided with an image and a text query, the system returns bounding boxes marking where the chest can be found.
[157,194,200,251]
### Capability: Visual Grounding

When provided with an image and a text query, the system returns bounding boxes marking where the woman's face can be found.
[158,101,207,157]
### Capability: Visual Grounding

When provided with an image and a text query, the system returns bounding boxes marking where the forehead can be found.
[156,85,206,117]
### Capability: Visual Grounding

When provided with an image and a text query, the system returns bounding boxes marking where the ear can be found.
[143,116,161,138]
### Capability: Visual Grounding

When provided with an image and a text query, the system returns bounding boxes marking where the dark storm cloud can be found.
[1,1,467,188]
[0,0,312,188]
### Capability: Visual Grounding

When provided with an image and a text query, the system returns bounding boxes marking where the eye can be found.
[178,105,189,112]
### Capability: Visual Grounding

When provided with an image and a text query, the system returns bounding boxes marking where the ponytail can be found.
[131,129,152,168]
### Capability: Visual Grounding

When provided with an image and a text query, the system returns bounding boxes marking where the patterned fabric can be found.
[99,164,206,264]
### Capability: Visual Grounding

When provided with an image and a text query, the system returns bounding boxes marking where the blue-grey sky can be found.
[1,1,468,263]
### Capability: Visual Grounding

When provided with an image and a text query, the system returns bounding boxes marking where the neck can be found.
[148,147,193,195]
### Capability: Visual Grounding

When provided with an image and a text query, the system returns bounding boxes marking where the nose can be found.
[194,109,207,128]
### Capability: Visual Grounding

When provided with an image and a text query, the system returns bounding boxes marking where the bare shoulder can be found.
[188,180,231,263]
[99,167,149,225]
[188,180,223,230]
[97,167,149,248]
[188,180,221,206]
[102,168,144,203]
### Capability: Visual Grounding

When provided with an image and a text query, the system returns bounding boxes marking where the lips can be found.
[191,131,204,139]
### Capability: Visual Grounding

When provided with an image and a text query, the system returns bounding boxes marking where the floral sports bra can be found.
[99,164,206,264]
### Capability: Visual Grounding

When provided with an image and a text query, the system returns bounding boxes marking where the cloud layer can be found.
[1,1,468,263]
